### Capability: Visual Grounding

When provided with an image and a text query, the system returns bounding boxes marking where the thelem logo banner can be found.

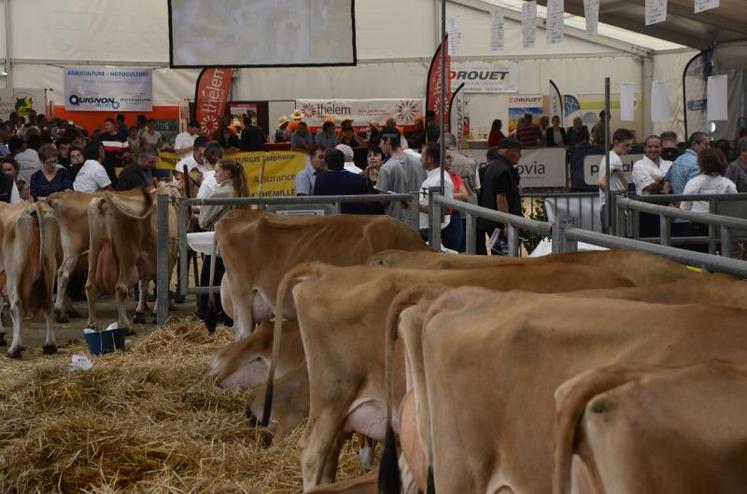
[194,68,234,136]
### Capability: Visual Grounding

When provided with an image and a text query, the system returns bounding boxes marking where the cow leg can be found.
[6,297,23,358]
[0,303,6,347]
[301,409,348,490]
[133,279,148,324]
[114,267,132,331]
[85,229,104,330]
[234,289,256,339]
[320,433,346,485]
[42,305,57,354]
[54,255,78,323]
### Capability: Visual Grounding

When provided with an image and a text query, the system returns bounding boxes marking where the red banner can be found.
[194,68,234,136]
[426,36,452,132]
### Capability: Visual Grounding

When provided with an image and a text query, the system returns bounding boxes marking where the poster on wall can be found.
[507,95,544,132]
[64,67,153,112]
[450,61,518,93]
[295,99,424,127]
[0,88,47,120]
[462,146,566,188]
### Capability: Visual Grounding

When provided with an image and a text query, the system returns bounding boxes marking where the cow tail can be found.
[552,365,648,494]
[261,262,324,427]
[426,468,436,494]
[204,232,219,334]
[30,203,48,309]
[380,284,446,494]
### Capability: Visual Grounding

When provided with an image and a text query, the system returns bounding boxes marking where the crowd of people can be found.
[2,107,744,257]
[598,128,746,244]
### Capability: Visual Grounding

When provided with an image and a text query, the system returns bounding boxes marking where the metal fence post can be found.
[429,189,442,251]
[552,217,566,253]
[659,215,671,246]
[507,225,519,257]
[466,212,476,254]
[156,193,170,325]
[177,198,188,298]
[615,202,626,237]
[721,227,733,258]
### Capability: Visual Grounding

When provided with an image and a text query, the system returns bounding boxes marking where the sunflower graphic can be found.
[395,100,419,123]
[301,104,317,119]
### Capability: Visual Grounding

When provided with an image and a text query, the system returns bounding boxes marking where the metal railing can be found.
[156,190,747,325]
[525,191,600,231]
[429,192,552,255]
[156,192,418,324]
[614,194,747,256]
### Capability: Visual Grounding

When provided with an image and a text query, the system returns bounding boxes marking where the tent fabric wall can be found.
[0,0,694,138]
[652,49,699,140]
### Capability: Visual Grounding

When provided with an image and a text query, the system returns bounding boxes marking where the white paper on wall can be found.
[446,17,460,55]
[584,0,599,36]
[490,9,505,51]
[620,82,635,121]
[694,0,719,13]
[706,74,728,121]
[522,1,537,48]
[651,80,671,122]
[645,0,667,25]
[546,0,565,44]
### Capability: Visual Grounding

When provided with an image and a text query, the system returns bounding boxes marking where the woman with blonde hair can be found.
[197,158,249,329]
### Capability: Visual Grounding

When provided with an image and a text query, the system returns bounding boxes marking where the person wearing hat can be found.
[476,138,523,255]
[315,119,338,150]
[275,116,290,143]
[288,109,304,134]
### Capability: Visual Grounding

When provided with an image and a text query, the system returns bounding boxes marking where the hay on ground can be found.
[0,319,371,493]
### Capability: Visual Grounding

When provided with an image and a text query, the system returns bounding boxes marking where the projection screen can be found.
[168,0,357,68]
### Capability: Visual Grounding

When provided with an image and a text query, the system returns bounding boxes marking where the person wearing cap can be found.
[315,120,338,150]
[274,116,290,143]
[476,138,523,255]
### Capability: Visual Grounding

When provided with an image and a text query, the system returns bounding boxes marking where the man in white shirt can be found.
[632,135,672,196]
[175,136,211,192]
[597,128,634,232]
[418,143,454,241]
[174,121,202,157]
[73,141,112,193]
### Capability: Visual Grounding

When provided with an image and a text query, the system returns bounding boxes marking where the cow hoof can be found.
[133,312,146,324]
[125,327,137,336]
[6,347,23,359]
[174,294,185,304]
[0,334,6,347]
[42,344,58,355]
[258,427,275,447]
[54,309,69,324]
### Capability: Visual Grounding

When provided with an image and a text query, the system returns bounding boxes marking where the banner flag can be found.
[194,68,234,137]
[549,80,564,123]
[426,35,453,133]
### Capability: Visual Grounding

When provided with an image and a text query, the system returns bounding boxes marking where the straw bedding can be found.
[0,320,371,493]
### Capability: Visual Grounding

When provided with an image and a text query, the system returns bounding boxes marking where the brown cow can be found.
[266,261,633,490]
[382,269,747,493]
[409,288,747,493]
[0,202,58,358]
[85,185,179,329]
[214,210,426,338]
[368,248,709,286]
[47,189,141,323]
[554,361,747,494]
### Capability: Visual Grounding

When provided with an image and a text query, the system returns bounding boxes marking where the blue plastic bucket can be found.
[84,327,126,356]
